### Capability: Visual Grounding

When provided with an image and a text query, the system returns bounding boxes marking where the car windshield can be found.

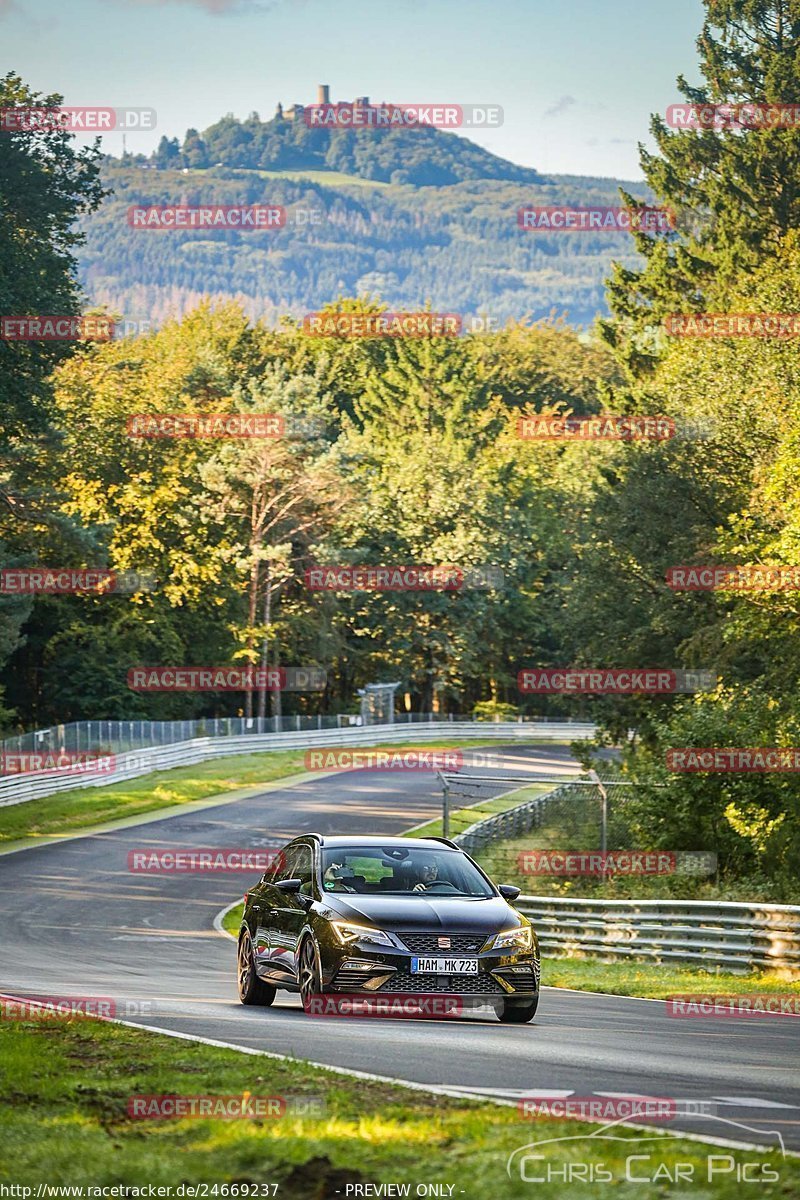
[321,846,494,897]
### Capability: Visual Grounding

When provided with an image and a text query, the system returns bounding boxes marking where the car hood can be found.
[319,893,521,932]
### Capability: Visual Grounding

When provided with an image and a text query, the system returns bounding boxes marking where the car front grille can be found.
[379,971,505,995]
[396,933,485,955]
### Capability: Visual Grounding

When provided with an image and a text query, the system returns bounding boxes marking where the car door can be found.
[252,845,296,984]
[249,849,284,972]
[270,843,314,981]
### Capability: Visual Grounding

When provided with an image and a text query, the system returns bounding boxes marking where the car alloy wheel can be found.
[298,936,322,1009]
[238,929,276,1006]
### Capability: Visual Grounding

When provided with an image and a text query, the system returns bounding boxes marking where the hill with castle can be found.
[144,83,544,187]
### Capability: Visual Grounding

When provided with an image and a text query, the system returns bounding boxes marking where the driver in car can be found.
[412,858,441,892]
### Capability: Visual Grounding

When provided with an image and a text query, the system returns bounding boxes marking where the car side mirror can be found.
[498,883,521,900]
[275,877,303,893]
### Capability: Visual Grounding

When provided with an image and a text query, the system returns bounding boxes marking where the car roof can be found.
[304,834,461,851]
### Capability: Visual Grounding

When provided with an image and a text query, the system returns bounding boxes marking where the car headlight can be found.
[331,921,394,948]
[486,925,533,952]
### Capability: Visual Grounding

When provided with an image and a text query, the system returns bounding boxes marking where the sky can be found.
[2,0,706,179]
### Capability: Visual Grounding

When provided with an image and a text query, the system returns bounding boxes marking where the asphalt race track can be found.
[1,744,798,1154]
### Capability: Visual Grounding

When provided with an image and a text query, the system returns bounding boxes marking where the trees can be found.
[196,364,346,719]
[0,71,105,731]
[602,0,800,373]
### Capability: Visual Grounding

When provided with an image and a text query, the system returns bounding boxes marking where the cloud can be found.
[542,94,576,120]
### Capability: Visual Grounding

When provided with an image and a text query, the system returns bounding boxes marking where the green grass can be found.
[0,739,506,847]
[0,1018,794,1194]
[223,901,244,937]
[544,957,800,997]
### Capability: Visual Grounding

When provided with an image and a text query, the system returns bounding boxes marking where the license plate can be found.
[411,957,479,974]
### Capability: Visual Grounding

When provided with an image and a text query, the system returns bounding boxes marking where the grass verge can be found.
[0,739,505,847]
[543,957,800,997]
[0,1017,794,1195]
[223,901,244,937]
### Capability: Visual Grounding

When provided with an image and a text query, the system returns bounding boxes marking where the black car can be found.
[236,834,540,1022]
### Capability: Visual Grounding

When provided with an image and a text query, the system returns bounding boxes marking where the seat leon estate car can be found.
[236,834,540,1022]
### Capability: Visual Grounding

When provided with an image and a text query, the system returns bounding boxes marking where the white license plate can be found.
[411,957,479,974]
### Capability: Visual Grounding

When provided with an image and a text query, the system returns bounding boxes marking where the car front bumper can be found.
[324,942,540,999]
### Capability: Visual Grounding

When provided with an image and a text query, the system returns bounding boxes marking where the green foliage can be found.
[602,0,800,371]
[0,71,106,727]
[618,687,800,900]
[472,700,520,721]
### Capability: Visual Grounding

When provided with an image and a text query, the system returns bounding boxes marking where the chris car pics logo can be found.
[507,1114,785,1185]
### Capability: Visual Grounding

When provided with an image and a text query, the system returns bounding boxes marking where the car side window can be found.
[271,845,295,884]
[293,845,314,896]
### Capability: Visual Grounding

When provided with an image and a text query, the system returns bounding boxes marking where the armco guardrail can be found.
[515,895,800,975]
[0,713,594,758]
[0,720,597,808]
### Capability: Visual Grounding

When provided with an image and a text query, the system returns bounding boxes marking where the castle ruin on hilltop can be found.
[277,85,373,122]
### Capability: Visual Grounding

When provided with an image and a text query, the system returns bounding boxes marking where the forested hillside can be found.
[79,161,645,328]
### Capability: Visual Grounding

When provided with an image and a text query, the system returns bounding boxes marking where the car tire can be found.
[238,929,276,1006]
[495,994,539,1023]
[298,935,324,1013]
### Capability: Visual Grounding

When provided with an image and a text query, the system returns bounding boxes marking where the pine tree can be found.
[602,0,800,375]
